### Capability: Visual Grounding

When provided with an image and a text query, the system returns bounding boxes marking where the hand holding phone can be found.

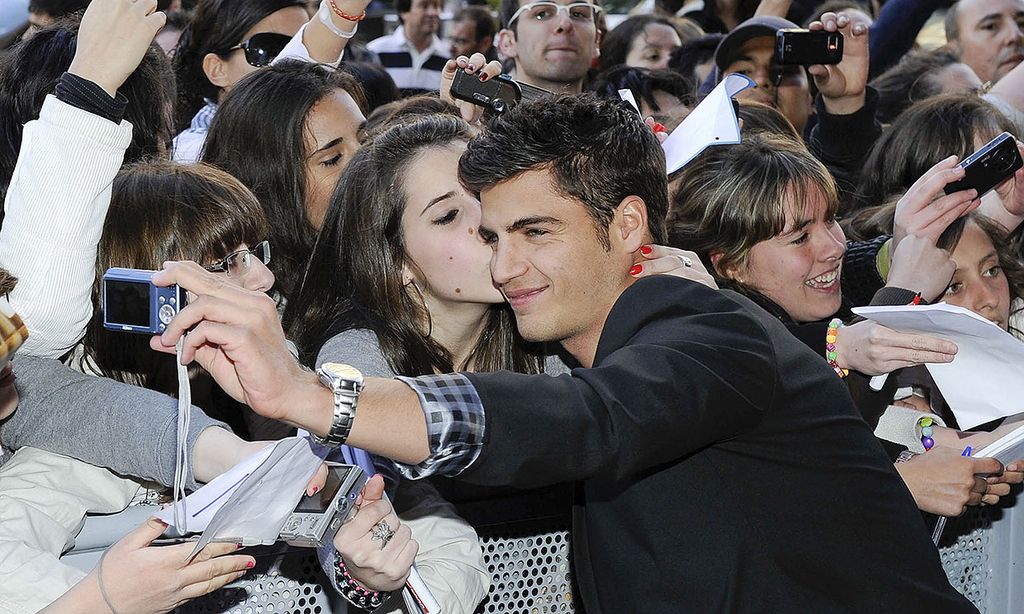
[944,132,1024,198]
[775,29,843,65]
[449,67,553,115]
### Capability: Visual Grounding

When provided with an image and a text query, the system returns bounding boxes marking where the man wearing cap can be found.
[714,11,881,200]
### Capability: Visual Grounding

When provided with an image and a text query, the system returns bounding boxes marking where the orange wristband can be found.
[329,0,366,21]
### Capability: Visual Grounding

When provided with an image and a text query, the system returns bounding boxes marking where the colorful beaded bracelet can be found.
[825,318,849,378]
[918,415,935,451]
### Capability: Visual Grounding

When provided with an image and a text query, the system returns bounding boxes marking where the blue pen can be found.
[962,446,973,457]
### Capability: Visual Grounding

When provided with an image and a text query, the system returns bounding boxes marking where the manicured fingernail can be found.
[640,245,653,255]
[652,122,667,134]
[246,560,255,569]
[479,73,488,81]
[629,264,643,276]
[312,486,319,495]
[467,63,476,71]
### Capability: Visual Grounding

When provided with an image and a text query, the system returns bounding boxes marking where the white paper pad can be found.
[662,73,754,175]
[853,303,1024,429]
[157,436,330,557]
[156,442,275,532]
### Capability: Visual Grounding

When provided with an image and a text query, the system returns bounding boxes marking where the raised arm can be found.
[0,0,163,358]
[277,0,373,66]
[152,263,776,487]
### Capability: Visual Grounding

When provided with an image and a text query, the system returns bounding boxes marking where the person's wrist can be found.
[66,60,120,99]
[287,369,336,436]
[821,90,865,116]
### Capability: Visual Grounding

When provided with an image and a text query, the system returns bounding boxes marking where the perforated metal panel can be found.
[475,526,576,614]
[176,545,342,614]
[939,505,996,613]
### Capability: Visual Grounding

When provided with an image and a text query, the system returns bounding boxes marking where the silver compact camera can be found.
[279,463,367,548]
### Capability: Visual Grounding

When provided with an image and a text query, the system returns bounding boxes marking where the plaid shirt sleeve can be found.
[390,373,486,479]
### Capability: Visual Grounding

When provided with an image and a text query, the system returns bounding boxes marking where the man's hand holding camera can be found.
[807,11,869,116]
[149,262,324,428]
[149,262,432,465]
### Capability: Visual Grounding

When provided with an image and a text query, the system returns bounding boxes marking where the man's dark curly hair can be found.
[458,94,667,248]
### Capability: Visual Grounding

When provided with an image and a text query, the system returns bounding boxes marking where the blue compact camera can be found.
[103,268,188,334]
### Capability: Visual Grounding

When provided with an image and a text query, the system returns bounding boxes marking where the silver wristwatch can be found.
[314,363,364,446]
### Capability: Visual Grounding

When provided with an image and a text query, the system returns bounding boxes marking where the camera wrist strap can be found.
[173,335,191,533]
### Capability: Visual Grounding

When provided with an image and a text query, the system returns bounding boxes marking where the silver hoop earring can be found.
[406,280,433,338]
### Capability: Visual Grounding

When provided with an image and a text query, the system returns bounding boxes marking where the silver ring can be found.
[371,519,396,549]
[678,255,693,268]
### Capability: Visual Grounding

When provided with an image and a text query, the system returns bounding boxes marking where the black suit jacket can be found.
[461,276,974,613]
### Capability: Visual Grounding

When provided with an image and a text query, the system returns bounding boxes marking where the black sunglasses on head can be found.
[221,32,292,67]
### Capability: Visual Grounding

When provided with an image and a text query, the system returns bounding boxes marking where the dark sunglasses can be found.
[220,32,292,67]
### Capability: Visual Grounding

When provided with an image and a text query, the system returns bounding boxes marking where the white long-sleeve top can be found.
[0,95,132,359]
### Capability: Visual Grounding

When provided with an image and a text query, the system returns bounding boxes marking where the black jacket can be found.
[460,276,974,613]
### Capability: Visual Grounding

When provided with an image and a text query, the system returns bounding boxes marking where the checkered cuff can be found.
[392,373,486,478]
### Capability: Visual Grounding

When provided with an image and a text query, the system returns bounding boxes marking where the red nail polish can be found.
[629,264,643,276]
[640,245,653,255]
[652,122,667,134]
[246,560,255,569]
[467,63,476,71]
[312,486,319,495]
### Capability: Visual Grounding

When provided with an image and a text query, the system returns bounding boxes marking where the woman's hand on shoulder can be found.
[630,244,718,290]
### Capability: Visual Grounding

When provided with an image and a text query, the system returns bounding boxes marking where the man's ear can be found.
[613,195,649,254]
[592,28,601,61]
[497,28,518,59]
[202,52,233,90]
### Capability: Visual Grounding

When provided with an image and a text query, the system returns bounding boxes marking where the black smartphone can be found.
[774,29,844,65]
[450,69,523,114]
[944,132,1023,197]
[450,68,553,115]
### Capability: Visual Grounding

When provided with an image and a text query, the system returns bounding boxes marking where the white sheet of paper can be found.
[662,73,754,175]
[156,442,274,532]
[157,436,330,557]
[853,303,1024,429]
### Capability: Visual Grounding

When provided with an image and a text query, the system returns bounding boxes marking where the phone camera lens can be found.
[993,150,1013,171]
[491,99,507,114]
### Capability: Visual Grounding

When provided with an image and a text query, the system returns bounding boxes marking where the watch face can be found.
[321,362,363,382]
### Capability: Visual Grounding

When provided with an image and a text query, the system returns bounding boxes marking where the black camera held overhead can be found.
[775,28,844,66]
[449,68,553,115]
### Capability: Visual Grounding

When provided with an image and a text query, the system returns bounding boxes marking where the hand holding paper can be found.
[853,303,1024,429]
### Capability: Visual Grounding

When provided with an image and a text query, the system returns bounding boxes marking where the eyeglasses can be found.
[204,241,271,278]
[508,1,602,27]
[220,32,292,68]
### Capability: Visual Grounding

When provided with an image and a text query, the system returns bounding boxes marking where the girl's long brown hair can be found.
[80,161,269,393]
[286,115,545,376]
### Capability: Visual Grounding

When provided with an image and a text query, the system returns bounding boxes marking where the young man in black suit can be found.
[154,95,978,613]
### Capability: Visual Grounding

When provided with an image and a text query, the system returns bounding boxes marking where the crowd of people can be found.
[1,0,1024,611]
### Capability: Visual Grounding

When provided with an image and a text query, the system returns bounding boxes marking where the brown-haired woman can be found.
[668,133,1023,516]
